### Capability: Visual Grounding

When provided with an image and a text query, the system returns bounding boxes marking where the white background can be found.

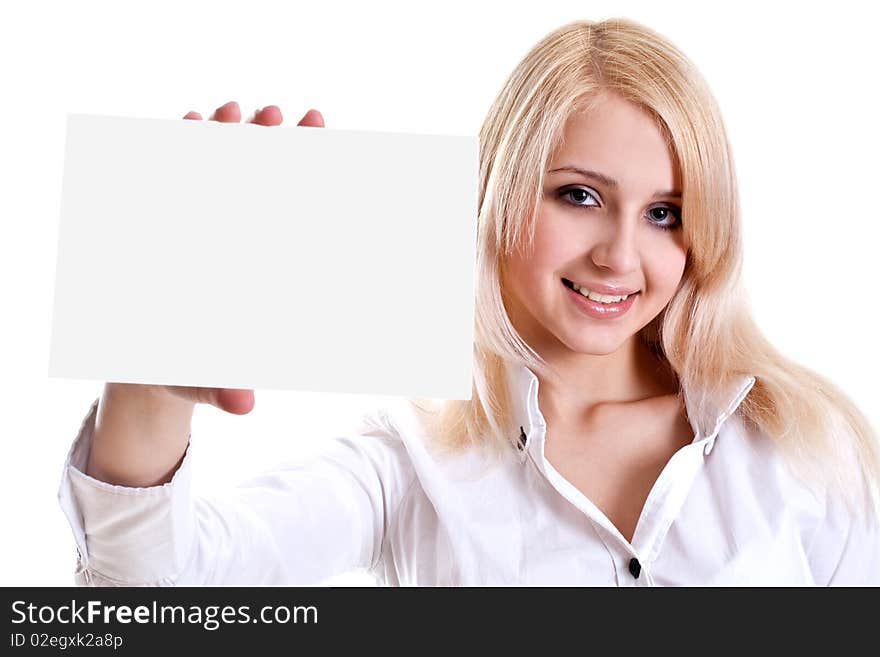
[1,0,877,586]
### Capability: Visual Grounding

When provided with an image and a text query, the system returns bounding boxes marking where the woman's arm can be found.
[59,399,416,585]
[86,383,197,487]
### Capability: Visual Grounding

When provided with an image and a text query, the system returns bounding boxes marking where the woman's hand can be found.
[87,101,326,486]
[146,101,326,415]
[182,100,325,130]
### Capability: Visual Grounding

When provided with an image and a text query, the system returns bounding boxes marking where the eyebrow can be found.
[547,166,682,199]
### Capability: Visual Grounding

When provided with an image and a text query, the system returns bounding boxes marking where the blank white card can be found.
[49,114,477,399]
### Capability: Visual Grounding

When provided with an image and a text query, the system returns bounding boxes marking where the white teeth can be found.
[571,282,629,303]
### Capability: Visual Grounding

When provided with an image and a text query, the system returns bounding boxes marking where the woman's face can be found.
[502,91,688,358]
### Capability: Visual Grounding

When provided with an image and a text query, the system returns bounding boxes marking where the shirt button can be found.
[518,426,527,451]
[628,557,641,579]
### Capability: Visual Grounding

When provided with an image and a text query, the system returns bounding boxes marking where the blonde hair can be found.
[410,17,880,521]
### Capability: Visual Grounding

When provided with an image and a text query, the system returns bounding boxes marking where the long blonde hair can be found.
[411,17,880,521]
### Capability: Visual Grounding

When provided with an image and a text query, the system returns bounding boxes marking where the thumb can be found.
[214,388,256,415]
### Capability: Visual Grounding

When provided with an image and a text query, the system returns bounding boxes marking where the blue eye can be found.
[646,205,682,231]
[560,186,599,207]
[558,186,682,232]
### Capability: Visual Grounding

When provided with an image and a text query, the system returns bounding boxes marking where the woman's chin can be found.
[560,334,630,357]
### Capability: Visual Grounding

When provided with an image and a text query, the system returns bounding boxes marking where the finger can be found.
[298,109,324,128]
[247,105,283,126]
[183,111,203,120]
[209,100,241,123]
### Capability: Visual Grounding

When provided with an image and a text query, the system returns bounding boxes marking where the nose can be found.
[590,214,640,274]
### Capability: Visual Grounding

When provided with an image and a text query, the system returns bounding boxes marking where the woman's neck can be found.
[535,336,679,427]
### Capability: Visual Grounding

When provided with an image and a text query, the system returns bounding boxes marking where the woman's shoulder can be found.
[356,398,510,480]
[713,410,880,583]
[706,412,867,542]
[708,411,845,533]
[712,412,823,497]
[354,398,427,445]
[349,399,444,470]
[718,409,877,514]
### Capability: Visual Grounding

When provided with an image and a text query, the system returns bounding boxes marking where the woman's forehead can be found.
[551,98,681,193]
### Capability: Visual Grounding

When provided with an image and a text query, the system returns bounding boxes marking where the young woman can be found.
[59,17,879,586]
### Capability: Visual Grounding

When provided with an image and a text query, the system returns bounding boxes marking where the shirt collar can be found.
[502,357,756,462]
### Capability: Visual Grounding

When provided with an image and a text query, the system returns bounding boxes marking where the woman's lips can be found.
[561,277,640,296]
[562,278,639,319]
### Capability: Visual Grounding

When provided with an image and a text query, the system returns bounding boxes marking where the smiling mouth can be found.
[561,278,641,300]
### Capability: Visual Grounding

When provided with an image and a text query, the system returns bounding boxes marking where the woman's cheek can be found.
[657,248,688,300]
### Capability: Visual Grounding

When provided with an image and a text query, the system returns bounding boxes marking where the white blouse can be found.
[58,359,880,586]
